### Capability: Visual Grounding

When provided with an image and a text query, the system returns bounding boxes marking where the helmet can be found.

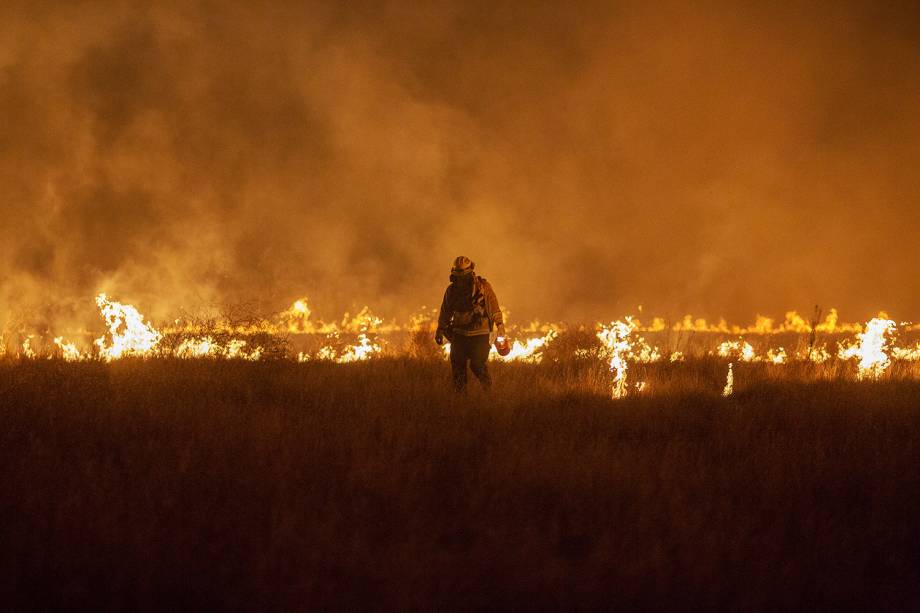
[451,256,474,275]
[494,335,511,357]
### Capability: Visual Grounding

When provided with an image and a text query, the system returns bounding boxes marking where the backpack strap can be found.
[471,277,487,317]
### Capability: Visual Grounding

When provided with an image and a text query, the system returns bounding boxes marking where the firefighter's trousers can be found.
[449,334,491,391]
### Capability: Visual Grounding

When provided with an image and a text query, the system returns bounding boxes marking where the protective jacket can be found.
[437,274,503,337]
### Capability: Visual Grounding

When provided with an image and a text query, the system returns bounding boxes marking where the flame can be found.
[139,295,884,343]
[766,347,787,365]
[717,340,756,362]
[283,298,315,333]
[837,317,896,379]
[11,292,920,392]
[281,297,389,335]
[750,315,776,334]
[304,312,384,362]
[891,343,920,361]
[815,309,840,333]
[597,318,665,397]
[21,336,36,359]
[299,344,344,362]
[439,330,559,364]
[494,330,558,363]
[806,344,832,363]
[228,339,261,360]
[716,342,787,364]
[291,300,309,316]
[94,294,162,361]
[341,307,385,334]
[722,363,734,397]
[408,307,439,332]
[597,319,636,399]
[54,337,83,361]
[664,308,861,335]
[335,332,382,363]
[175,336,216,358]
[173,336,261,360]
[674,315,731,334]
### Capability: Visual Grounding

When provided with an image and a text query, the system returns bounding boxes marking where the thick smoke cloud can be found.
[1,0,919,332]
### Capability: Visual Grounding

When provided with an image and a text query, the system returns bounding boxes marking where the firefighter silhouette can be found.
[436,256,508,390]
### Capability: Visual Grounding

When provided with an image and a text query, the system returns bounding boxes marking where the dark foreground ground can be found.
[1,358,919,611]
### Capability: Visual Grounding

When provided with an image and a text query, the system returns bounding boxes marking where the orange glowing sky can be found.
[1,1,919,329]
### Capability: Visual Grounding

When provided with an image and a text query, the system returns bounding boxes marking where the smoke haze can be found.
[2,0,919,330]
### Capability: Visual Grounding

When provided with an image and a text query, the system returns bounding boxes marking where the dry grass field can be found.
[2,356,920,610]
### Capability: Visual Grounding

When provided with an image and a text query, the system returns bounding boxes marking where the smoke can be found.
[2,0,919,333]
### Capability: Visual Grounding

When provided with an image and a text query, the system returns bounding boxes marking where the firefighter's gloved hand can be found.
[435,329,446,345]
[496,324,506,338]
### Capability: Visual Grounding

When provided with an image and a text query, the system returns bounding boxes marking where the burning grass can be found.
[1,357,919,610]
[7,295,920,376]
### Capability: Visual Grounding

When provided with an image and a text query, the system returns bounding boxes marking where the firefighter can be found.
[435,256,506,391]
